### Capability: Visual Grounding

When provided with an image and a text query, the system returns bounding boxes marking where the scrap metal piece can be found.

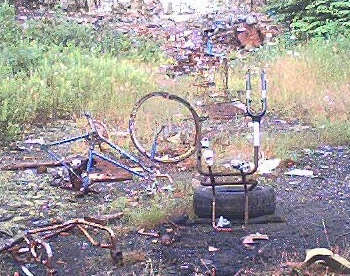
[0,218,121,275]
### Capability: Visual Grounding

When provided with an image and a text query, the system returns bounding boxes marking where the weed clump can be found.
[0,2,163,143]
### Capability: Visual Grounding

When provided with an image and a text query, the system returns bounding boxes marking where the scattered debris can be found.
[208,246,219,252]
[258,158,281,174]
[285,169,314,177]
[0,160,70,171]
[204,101,246,120]
[242,233,269,249]
[286,248,350,274]
[217,216,230,228]
[0,218,121,275]
[84,212,124,226]
[137,228,160,238]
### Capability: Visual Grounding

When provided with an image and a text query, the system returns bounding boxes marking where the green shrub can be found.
[0,42,46,76]
[24,14,164,61]
[0,45,157,143]
[0,2,21,45]
[267,0,350,39]
[0,2,164,142]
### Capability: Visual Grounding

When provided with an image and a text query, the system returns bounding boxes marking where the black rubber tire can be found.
[193,185,276,219]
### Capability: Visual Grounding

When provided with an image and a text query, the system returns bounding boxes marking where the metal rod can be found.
[44,134,90,147]
[243,174,249,226]
[209,166,233,232]
[92,151,145,178]
[100,137,153,174]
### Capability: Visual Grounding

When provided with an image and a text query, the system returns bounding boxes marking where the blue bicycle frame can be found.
[39,113,166,193]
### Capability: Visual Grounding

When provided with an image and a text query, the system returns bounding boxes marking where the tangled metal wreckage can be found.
[3,5,277,272]
[0,67,270,274]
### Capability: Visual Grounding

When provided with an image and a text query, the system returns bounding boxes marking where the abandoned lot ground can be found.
[0,114,350,276]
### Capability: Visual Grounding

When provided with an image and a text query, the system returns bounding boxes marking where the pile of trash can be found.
[161,12,279,76]
[15,0,280,78]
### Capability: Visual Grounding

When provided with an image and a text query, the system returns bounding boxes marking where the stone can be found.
[246,14,258,25]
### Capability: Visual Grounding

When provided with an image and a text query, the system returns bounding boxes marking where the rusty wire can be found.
[0,218,120,275]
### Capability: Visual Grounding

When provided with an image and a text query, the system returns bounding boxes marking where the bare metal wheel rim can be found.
[129,91,201,164]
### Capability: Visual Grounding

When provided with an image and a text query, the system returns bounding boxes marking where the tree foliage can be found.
[267,0,350,39]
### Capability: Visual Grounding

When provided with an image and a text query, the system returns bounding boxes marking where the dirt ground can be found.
[1,116,350,276]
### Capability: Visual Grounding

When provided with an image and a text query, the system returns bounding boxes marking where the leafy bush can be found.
[0,2,163,143]
[0,45,158,142]
[267,0,350,39]
[0,42,46,76]
[0,2,21,45]
[25,17,96,49]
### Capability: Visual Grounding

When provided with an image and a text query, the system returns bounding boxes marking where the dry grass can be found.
[125,181,193,229]
[268,55,350,124]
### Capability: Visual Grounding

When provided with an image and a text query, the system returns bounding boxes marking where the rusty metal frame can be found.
[26,111,176,194]
[0,218,120,275]
[129,91,201,164]
[196,69,267,230]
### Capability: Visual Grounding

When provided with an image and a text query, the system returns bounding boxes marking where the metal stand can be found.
[196,69,267,231]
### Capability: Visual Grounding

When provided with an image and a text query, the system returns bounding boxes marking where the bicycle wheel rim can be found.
[129,91,201,164]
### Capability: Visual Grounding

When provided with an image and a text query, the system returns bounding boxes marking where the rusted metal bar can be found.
[243,174,249,226]
[0,160,69,171]
[1,218,121,275]
[209,166,233,232]
[197,69,268,231]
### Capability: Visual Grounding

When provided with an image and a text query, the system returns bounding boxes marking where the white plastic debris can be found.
[285,169,314,177]
[201,137,210,148]
[208,246,219,252]
[71,159,82,167]
[23,137,45,145]
[217,216,230,227]
[203,149,214,166]
[258,159,281,174]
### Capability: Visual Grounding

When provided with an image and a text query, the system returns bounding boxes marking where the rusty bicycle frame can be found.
[26,112,173,194]
[196,69,267,231]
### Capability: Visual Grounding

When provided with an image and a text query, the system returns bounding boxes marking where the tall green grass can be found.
[0,2,162,143]
[0,46,158,141]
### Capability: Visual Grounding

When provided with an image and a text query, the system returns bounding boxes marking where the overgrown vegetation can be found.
[0,2,163,143]
[225,35,350,156]
[104,181,193,229]
[267,0,350,39]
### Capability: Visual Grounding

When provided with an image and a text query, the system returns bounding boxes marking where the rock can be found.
[160,233,172,245]
[170,214,189,225]
[246,14,258,25]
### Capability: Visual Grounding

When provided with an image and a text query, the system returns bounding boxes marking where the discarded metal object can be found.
[204,101,246,120]
[25,112,174,195]
[0,160,72,171]
[242,232,269,249]
[129,91,201,163]
[137,228,159,238]
[196,69,268,230]
[1,156,133,191]
[0,218,120,275]
[84,212,124,226]
[286,248,350,274]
